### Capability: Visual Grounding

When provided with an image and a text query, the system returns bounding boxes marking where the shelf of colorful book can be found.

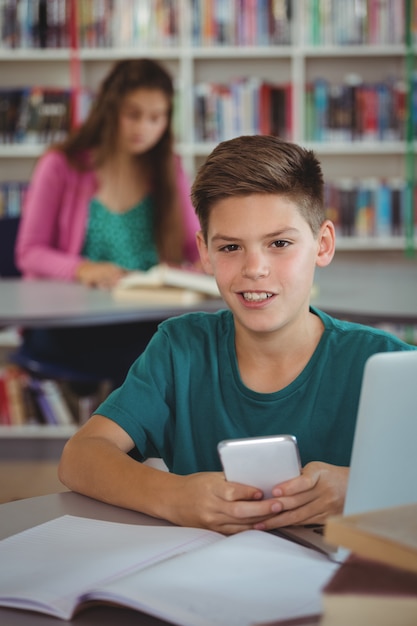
[1,0,408,50]
[0,0,413,255]
[0,47,412,154]
[0,363,109,436]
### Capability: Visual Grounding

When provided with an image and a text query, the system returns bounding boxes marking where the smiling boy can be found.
[59,136,415,535]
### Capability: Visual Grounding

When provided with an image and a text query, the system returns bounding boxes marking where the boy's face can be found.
[196,193,334,337]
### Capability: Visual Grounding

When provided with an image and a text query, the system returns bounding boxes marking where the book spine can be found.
[39,379,75,425]
[3,366,28,426]
[28,379,59,425]
[389,178,405,236]
[0,183,28,218]
[337,178,356,237]
[0,369,11,425]
[356,178,378,237]
[313,78,328,142]
[375,181,392,238]
[259,82,271,135]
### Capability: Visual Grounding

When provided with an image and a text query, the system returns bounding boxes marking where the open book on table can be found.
[0,515,338,625]
[113,264,221,304]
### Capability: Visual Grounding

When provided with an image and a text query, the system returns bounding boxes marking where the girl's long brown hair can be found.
[56,58,184,263]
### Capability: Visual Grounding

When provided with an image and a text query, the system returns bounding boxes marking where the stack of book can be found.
[320,503,417,625]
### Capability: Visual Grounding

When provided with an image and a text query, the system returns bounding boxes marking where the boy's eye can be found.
[220,244,240,253]
[271,240,290,248]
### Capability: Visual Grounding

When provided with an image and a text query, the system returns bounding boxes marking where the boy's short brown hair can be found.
[191,135,325,241]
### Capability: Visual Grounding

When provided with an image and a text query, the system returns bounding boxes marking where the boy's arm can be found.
[58,415,276,534]
[59,414,179,519]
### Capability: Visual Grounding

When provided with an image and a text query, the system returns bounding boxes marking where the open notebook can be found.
[277,350,417,557]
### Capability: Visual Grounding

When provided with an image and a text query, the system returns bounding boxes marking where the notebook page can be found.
[91,529,339,626]
[0,515,221,619]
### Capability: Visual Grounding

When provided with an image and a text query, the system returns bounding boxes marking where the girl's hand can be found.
[252,462,349,531]
[76,260,127,289]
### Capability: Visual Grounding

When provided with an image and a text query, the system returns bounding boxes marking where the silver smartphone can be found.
[217,435,301,499]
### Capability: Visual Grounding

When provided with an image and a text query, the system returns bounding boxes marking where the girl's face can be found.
[117,88,170,155]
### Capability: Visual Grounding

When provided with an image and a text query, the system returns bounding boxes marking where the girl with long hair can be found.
[15,58,200,384]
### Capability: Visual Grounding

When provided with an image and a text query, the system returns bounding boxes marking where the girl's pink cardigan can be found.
[16,150,200,280]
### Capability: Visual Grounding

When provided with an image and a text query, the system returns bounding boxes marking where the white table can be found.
[0,278,224,328]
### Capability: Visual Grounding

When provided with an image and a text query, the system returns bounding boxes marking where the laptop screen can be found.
[344,350,417,516]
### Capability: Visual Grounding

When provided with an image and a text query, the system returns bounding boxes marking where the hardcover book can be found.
[320,553,417,626]
[324,503,417,574]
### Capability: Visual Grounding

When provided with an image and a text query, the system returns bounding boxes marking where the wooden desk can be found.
[0,492,320,626]
[0,278,224,329]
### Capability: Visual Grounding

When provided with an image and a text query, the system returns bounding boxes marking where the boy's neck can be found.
[234,312,324,393]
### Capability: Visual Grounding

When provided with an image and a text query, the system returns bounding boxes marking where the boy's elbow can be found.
[57,461,68,490]
[58,436,87,492]
[57,439,75,489]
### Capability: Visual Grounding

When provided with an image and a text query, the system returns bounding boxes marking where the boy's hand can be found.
[252,462,349,531]
[166,471,283,535]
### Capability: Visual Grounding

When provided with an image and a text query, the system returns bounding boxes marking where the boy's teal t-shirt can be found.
[97,307,415,473]
[81,196,159,271]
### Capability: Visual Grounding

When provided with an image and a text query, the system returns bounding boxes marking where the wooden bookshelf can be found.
[0,0,415,251]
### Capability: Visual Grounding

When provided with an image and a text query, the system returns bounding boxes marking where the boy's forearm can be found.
[58,437,181,521]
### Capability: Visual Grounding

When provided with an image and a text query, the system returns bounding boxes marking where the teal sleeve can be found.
[95,328,176,462]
